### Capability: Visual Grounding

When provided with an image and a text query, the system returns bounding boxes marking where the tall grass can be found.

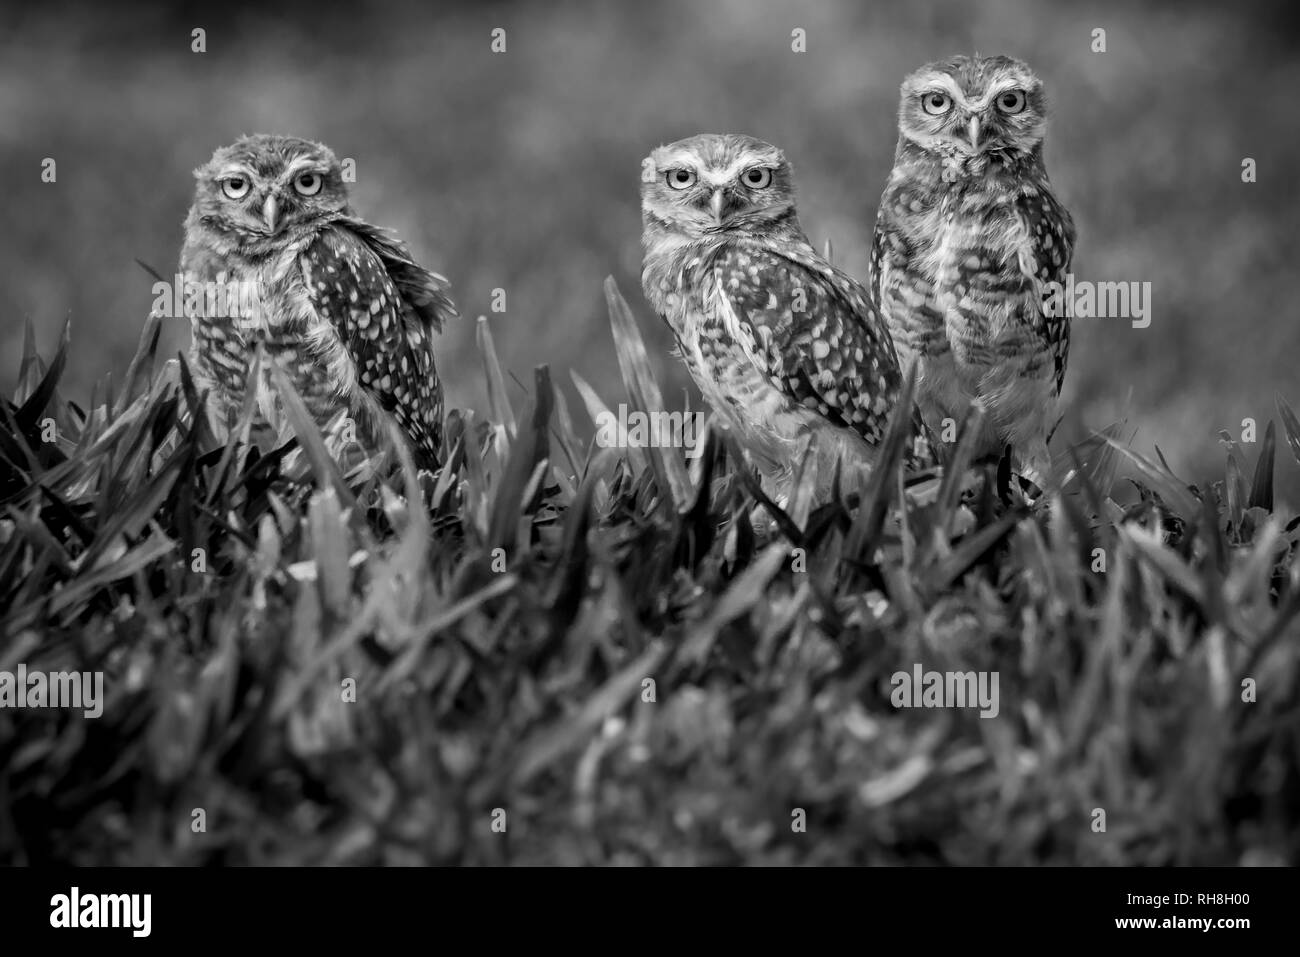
[1,284,1297,864]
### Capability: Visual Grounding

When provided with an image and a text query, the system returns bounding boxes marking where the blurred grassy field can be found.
[3,0,1299,494]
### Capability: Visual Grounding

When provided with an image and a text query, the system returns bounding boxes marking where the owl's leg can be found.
[978,362,1056,491]
[812,428,876,499]
[770,426,870,509]
[193,408,226,451]
[1016,442,1052,495]
[756,455,794,511]
[322,405,378,477]
[913,350,979,451]
[1009,408,1054,491]
[742,465,790,539]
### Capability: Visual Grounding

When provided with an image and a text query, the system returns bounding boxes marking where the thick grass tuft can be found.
[1,292,1298,865]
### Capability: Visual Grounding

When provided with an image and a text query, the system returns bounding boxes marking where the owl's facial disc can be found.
[654,161,749,229]
[194,136,347,247]
[208,159,339,238]
[643,136,794,239]
[652,164,785,232]
[902,62,1045,159]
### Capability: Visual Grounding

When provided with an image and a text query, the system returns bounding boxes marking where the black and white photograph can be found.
[0,0,1295,933]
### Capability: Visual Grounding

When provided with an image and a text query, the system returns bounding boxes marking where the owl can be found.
[641,133,925,500]
[871,54,1075,487]
[181,134,456,469]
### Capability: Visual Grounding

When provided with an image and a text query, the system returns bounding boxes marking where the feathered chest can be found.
[184,233,341,404]
[645,243,772,379]
[918,187,1024,283]
[188,240,312,334]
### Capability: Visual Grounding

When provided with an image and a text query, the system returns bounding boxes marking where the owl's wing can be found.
[299,224,446,465]
[1015,185,1076,396]
[335,216,458,333]
[868,213,893,317]
[712,240,904,448]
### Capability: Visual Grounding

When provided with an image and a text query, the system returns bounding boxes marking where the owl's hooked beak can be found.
[709,188,726,224]
[966,116,982,151]
[262,195,281,234]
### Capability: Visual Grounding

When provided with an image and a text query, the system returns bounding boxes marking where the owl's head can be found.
[641,133,797,240]
[191,134,349,243]
[897,55,1047,160]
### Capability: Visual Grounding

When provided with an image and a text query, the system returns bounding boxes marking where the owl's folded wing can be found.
[1014,187,1076,396]
[336,216,458,335]
[869,225,890,322]
[713,243,904,448]
[299,225,444,465]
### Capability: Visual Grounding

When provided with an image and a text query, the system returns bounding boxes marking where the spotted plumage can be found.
[181,134,455,468]
[871,55,1075,484]
[641,133,925,497]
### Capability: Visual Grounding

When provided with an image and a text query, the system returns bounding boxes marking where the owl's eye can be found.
[293,172,323,196]
[221,177,250,200]
[996,89,1027,114]
[741,167,772,189]
[666,169,697,190]
[921,92,952,115]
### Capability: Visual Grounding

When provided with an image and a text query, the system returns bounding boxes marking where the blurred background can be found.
[3,0,1298,495]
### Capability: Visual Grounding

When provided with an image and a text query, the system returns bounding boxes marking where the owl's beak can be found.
[709,189,726,224]
[967,116,982,151]
[263,195,281,234]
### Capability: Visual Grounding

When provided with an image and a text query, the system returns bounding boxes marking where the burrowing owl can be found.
[871,55,1075,485]
[181,134,455,468]
[641,133,923,499]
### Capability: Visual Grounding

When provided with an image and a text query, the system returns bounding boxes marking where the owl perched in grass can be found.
[181,134,455,469]
[641,133,925,499]
[871,55,1075,486]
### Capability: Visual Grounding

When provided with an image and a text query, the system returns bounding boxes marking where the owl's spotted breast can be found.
[877,162,1073,455]
[184,235,345,432]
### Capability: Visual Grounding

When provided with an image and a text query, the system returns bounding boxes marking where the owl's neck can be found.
[187,211,337,264]
[641,212,813,312]
[642,213,808,272]
[642,209,806,255]
[893,137,1045,184]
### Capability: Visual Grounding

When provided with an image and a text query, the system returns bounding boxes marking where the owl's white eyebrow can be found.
[656,152,698,171]
[962,79,1027,110]
[217,166,255,180]
[653,154,778,186]
[284,156,328,177]
[916,74,963,100]
[700,158,779,186]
